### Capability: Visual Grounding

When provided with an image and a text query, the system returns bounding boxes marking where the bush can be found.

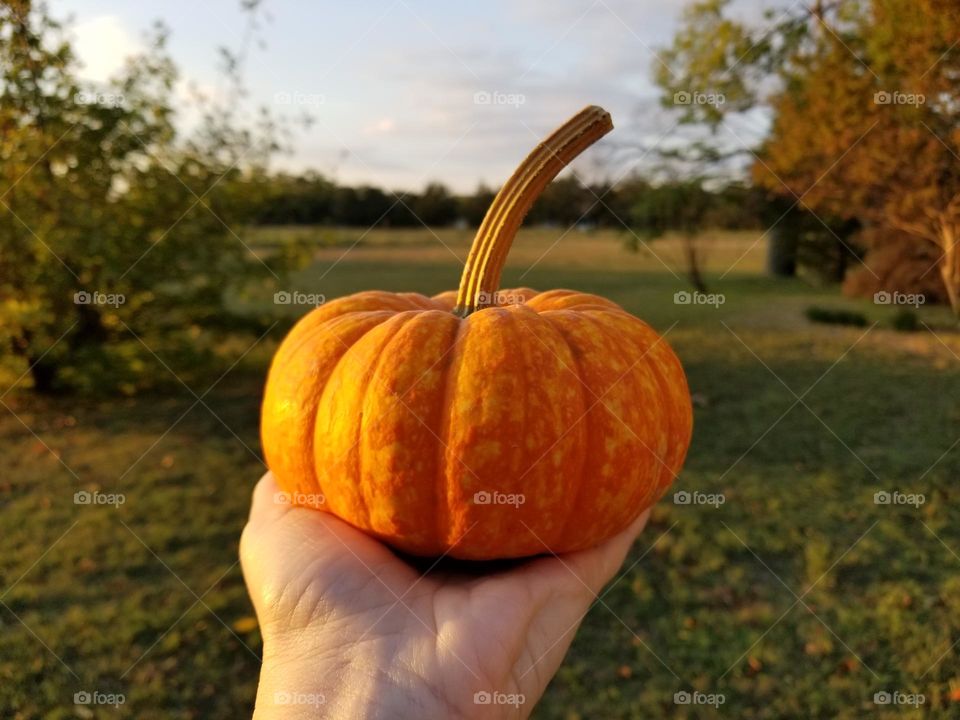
[805,306,868,327]
[891,309,920,332]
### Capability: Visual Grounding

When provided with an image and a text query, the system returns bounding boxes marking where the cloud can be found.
[71,15,141,83]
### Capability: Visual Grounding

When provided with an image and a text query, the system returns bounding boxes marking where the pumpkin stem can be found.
[453,105,614,317]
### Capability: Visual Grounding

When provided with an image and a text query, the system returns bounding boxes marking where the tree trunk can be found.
[682,233,708,293]
[834,238,849,282]
[28,358,58,394]
[10,332,59,394]
[940,224,960,317]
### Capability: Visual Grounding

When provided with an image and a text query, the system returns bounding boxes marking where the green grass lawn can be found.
[2,227,960,718]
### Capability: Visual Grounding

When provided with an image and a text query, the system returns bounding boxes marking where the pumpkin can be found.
[261,106,693,560]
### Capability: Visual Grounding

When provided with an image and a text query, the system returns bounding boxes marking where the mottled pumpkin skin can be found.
[261,287,692,560]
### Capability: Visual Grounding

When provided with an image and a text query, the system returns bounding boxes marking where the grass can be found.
[3,226,960,718]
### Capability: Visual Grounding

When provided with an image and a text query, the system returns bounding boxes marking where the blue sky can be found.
[53,0,779,191]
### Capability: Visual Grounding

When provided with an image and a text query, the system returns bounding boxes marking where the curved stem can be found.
[453,105,613,316]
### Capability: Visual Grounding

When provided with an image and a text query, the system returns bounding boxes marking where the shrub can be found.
[890,309,920,332]
[805,306,868,327]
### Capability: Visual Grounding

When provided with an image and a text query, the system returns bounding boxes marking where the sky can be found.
[52,0,783,192]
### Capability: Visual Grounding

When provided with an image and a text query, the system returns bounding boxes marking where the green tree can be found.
[0,0,278,393]
[629,180,718,292]
[412,182,458,226]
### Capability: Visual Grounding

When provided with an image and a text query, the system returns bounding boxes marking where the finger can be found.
[521,508,651,599]
[565,509,651,594]
[247,471,290,527]
[241,471,412,589]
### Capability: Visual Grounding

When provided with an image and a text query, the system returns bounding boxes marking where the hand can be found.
[240,472,650,719]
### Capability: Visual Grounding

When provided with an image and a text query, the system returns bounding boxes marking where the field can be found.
[3,226,960,718]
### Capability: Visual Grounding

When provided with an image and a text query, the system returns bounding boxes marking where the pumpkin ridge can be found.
[505,308,534,545]
[278,310,396,367]
[342,311,423,529]
[434,315,467,551]
[263,310,397,502]
[535,309,595,549]
[586,310,691,500]
[583,311,677,515]
[513,307,590,550]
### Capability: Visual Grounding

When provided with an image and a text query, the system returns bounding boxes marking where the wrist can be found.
[253,635,472,720]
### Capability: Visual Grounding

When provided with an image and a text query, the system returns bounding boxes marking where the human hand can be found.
[240,472,650,719]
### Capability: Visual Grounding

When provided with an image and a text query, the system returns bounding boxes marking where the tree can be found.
[0,1,278,393]
[654,0,865,282]
[755,0,960,312]
[458,184,495,227]
[629,181,719,292]
[412,182,458,226]
[660,0,960,311]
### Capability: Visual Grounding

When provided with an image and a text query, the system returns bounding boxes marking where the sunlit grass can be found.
[2,227,959,718]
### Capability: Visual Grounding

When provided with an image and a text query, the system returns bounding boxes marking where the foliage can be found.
[0,1,284,394]
[804,306,869,327]
[658,0,960,310]
[890,309,920,332]
[757,0,960,314]
[626,180,759,291]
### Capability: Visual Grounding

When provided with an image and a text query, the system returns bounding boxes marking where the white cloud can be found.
[71,15,141,83]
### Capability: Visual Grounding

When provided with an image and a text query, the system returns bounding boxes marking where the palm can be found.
[242,473,648,719]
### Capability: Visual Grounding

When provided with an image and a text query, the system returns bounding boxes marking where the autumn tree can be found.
[756,0,960,312]
[660,0,960,311]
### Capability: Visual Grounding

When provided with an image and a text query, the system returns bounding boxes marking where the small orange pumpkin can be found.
[261,106,693,560]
